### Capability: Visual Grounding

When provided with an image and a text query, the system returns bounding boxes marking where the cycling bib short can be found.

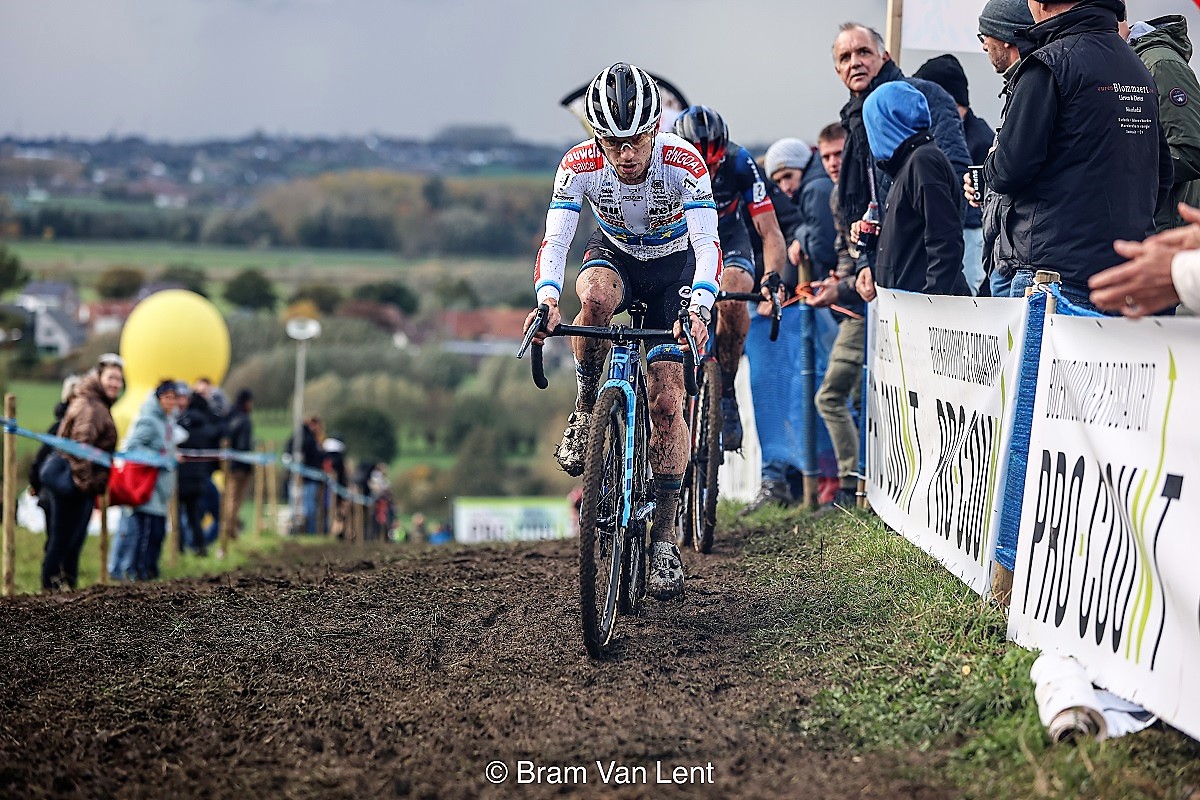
[580,229,697,331]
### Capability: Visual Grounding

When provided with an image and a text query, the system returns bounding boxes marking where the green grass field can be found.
[737,502,1200,799]
[6,239,528,288]
[8,524,303,595]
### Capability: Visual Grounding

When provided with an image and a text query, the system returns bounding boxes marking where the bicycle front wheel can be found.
[579,386,630,658]
[682,360,722,553]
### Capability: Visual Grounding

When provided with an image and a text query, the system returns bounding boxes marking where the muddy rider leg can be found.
[646,360,688,600]
[555,267,622,477]
[716,267,753,450]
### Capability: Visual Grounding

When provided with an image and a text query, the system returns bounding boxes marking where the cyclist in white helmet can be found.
[523,62,720,600]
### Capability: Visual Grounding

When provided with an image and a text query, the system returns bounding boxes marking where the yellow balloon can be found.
[111,290,231,438]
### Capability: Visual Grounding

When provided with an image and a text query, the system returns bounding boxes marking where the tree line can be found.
[3,172,553,257]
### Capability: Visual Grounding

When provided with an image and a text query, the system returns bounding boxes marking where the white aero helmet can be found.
[584,63,661,138]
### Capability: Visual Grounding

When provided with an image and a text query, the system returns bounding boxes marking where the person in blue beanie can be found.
[856,82,970,299]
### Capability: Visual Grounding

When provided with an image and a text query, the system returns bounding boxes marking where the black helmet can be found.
[673,105,729,169]
[584,63,661,139]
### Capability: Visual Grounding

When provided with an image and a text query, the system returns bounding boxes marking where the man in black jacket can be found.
[983,0,1173,310]
[220,389,254,542]
[857,82,970,298]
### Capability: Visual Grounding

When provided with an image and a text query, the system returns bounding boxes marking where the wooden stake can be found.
[267,442,279,535]
[252,446,264,539]
[167,472,179,568]
[886,0,904,66]
[98,492,109,585]
[2,394,16,597]
[219,437,233,556]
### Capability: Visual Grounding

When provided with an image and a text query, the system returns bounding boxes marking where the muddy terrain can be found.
[0,531,952,799]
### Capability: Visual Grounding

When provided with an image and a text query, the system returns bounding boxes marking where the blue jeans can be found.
[108,508,138,581]
[962,227,985,296]
[302,481,321,533]
[990,270,1014,299]
[132,512,167,580]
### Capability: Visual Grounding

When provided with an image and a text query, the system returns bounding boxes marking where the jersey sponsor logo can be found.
[1171,87,1189,107]
[662,145,707,178]
[751,182,767,204]
[561,144,604,173]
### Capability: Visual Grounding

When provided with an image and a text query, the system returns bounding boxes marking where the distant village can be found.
[0,127,565,213]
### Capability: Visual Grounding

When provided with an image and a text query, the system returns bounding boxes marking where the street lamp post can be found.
[285,317,321,534]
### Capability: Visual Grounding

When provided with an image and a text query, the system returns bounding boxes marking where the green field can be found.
[8,524,307,595]
[5,239,527,287]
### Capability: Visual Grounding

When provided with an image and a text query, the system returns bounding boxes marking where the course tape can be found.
[1,417,371,506]
[995,291,1047,571]
[1046,284,1105,319]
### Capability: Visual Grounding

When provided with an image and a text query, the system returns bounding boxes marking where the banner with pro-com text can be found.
[1008,315,1200,740]
[866,290,1027,594]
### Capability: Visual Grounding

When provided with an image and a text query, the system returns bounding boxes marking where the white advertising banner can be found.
[903,0,988,52]
[453,497,577,544]
[1008,315,1200,740]
[866,290,1027,594]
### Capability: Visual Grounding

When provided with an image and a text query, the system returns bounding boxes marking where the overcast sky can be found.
[2,0,1196,147]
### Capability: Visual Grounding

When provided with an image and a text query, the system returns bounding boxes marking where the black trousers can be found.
[42,489,94,590]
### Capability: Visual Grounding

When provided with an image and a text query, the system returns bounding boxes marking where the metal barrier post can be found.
[798,303,819,508]
[2,394,16,596]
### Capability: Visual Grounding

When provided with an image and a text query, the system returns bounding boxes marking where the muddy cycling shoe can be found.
[739,479,793,516]
[555,411,591,477]
[721,395,743,451]
[647,541,685,600]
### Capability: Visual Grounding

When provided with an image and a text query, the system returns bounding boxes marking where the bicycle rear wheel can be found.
[579,386,630,658]
[682,360,722,553]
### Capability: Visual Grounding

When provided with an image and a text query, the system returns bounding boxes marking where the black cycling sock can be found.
[575,359,601,412]
[651,472,683,544]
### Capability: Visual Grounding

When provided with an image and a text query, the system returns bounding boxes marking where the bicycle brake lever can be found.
[678,310,699,397]
[516,304,548,359]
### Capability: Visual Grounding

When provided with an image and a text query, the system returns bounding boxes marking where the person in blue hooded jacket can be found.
[856,82,970,300]
[107,381,177,581]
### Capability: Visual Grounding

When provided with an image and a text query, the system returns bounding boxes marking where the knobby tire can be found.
[579,387,629,658]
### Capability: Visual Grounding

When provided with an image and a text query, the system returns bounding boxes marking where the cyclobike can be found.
[518,302,698,658]
[678,288,781,554]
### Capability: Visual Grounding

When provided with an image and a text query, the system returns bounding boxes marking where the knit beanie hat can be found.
[914,54,970,107]
[764,137,814,178]
[863,82,931,162]
[978,0,1035,44]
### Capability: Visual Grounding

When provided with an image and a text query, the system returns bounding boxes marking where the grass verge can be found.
[9,524,311,596]
[730,502,1200,799]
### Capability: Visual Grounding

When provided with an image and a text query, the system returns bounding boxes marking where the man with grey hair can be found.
[831,22,971,287]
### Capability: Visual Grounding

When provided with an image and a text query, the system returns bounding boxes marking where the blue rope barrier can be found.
[995,290,1047,571]
[1046,284,1105,318]
[2,415,373,507]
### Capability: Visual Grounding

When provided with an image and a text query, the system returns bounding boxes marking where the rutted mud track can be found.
[0,531,952,799]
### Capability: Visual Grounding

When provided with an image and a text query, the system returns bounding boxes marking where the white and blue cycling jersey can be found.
[534,132,723,311]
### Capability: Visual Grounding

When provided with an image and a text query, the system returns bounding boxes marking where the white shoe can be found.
[647,541,685,600]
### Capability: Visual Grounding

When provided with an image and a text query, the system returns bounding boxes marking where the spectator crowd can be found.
[720,0,1197,512]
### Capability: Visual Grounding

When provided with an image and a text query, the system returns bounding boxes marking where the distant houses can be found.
[15,281,87,356]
